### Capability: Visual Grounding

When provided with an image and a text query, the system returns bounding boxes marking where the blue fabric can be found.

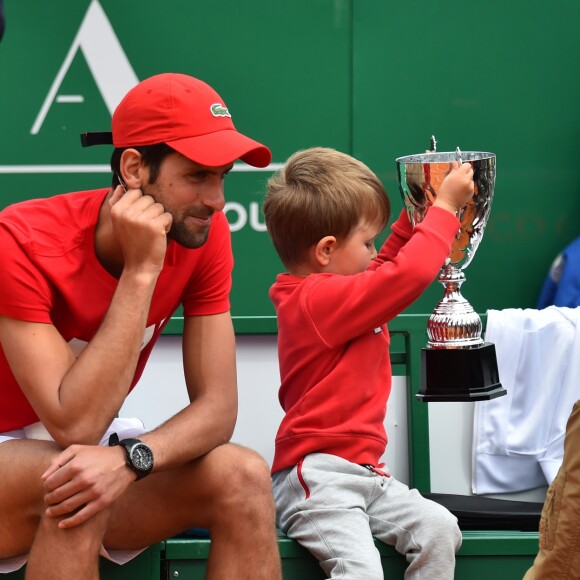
[537,237,580,309]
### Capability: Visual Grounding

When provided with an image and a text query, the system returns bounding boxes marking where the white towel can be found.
[472,306,580,494]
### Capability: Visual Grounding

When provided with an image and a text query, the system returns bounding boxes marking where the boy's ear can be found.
[313,236,337,266]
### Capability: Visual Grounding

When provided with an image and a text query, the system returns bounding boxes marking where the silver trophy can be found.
[396,138,506,402]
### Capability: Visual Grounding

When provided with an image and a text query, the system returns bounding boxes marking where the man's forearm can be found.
[139,312,238,471]
[140,393,237,472]
[54,270,160,445]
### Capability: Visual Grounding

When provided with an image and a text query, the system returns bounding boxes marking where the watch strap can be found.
[108,432,153,480]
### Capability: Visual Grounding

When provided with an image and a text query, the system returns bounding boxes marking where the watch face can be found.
[130,444,154,471]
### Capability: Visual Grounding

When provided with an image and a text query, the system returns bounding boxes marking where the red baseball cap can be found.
[81,73,272,168]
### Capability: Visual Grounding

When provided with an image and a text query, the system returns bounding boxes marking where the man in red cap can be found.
[0,73,281,579]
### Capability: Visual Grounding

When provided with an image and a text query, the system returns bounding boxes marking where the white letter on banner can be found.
[249,202,267,232]
[31,0,138,135]
[224,202,248,232]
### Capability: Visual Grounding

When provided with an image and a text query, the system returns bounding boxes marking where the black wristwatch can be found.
[108,432,154,480]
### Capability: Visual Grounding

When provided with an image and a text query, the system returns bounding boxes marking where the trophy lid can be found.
[396,151,495,164]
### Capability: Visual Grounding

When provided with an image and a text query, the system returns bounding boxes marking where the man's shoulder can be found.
[0,189,108,246]
[1,187,106,215]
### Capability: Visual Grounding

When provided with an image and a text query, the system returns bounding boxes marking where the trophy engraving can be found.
[396,140,506,402]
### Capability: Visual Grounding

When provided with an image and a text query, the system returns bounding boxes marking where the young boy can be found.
[263,147,474,579]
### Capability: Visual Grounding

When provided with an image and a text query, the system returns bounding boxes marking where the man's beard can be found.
[140,182,212,249]
[168,215,212,249]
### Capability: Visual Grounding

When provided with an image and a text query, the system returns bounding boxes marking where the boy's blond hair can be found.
[263,147,390,268]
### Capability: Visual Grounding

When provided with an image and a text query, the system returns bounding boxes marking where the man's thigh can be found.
[0,439,61,558]
[104,441,271,550]
[0,438,272,556]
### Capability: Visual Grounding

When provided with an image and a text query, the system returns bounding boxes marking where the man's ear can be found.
[313,236,337,267]
[119,148,146,189]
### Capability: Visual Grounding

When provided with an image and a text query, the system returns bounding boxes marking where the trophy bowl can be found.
[396,147,505,402]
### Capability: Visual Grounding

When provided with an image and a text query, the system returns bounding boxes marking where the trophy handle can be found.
[427,264,484,349]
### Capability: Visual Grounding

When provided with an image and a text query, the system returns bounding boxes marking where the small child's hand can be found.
[433,161,475,215]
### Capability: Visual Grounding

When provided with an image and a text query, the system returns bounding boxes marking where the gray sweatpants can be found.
[272,453,461,580]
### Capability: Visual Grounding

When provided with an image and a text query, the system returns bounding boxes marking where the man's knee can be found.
[36,505,112,555]
[205,444,275,518]
[219,445,272,496]
[231,445,271,485]
[207,442,268,480]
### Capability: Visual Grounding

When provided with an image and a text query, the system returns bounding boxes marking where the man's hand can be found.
[41,444,136,529]
[434,161,475,215]
[109,185,173,276]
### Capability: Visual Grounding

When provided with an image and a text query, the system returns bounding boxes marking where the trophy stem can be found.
[427,264,483,349]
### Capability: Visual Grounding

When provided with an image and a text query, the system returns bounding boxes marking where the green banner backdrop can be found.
[1,1,578,329]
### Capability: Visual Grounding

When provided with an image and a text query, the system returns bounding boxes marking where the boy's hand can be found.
[433,161,475,215]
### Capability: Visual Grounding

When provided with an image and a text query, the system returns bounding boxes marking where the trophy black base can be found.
[418,342,506,402]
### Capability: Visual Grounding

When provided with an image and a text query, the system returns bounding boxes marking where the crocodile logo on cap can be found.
[211,103,231,118]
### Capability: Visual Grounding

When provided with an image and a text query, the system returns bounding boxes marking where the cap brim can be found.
[167,129,272,168]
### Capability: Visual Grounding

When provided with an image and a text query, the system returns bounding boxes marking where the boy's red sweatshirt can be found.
[270,207,460,473]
